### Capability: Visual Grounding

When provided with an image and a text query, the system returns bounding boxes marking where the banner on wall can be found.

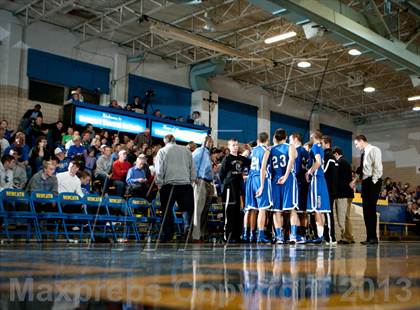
[75,106,147,134]
[151,121,208,144]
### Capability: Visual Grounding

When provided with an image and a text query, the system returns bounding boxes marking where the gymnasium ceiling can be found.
[2,0,420,124]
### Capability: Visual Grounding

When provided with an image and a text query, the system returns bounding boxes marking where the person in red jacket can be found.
[111,150,131,196]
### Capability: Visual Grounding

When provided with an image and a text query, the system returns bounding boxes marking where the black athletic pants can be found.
[222,183,243,241]
[159,184,194,241]
[361,177,382,241]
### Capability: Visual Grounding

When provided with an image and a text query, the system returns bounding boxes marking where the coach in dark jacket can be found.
[333,147,355,244]
[321,135,338,243]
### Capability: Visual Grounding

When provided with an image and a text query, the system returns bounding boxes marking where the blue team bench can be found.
[376,204,416,237]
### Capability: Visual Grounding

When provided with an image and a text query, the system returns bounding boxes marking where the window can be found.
[28,79,65,106]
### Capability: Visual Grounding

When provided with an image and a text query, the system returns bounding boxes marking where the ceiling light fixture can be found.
[264,31,297,44]
[412,103,420,111]
[297,61,311,68]
[348,49,362,56]
[408,95,420,101]
[363,86,375,93]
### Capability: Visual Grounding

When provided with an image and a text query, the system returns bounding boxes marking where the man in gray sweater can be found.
[26,160,58,195]
[94,146,113,192]
[155,134,196,242]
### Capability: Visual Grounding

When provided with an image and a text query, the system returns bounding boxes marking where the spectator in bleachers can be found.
[67,136,85,159]
[65,131,80,150]
[126,140,137,165]
[27,116,44,147]
[95,146,113,191]
[125,104,134,112]
[75,87,84,103]
[21,104,43,132]
[111,144,121,162]
[132,96,143,110]
[9,149,27,189]
[66,91,81,104]
[134,128,152,147]
[0,155,15,190]
[191,111,202,126]
[4,132,30,167]
[81,131,91,149]
[29,136,51,174]
[57,161,83,197]
[0,120,13,141]
[109,100,122,109]
[126,154,151,198]
[153,109,162,118]
[78,171,91,196]
[62,126,74,145]
[50,121,64,148]
[85,123,95,140]
[84,147,97,175]
[111,150,131,197]
[0,127,10,156]
[26,160,58,195]
[54,147,69,174]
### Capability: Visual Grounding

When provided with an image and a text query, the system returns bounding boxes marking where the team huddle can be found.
[224,129,333,245]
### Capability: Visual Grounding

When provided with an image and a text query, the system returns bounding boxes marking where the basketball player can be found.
[263,129,301,244]
[247,132,272,243]
[305,130,331,244]
[289,133,310,241]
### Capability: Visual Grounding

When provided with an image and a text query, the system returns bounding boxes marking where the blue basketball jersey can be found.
[249,145,269,177]
[295,145,309,176]
[270,143,289,179]
[310,143,325,177]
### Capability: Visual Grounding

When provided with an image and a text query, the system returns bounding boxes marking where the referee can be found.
[354,135,383,245]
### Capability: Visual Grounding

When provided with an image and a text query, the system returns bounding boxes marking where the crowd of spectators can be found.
[0,104,228,204]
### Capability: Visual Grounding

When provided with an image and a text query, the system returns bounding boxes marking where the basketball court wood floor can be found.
[0,242,419,309]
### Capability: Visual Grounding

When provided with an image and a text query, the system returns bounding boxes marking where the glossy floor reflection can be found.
[1,242,420,309]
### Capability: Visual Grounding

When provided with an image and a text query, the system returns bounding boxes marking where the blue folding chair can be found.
[84,194,116,241]
[30,191,68,241]
[105,196,139,241]
[1,189,41,242]
[127,197,161,240]
[58,193,94,242]
[173,205,185,237]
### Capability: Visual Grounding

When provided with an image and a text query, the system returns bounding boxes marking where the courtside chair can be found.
[30,191,68,242]
[58,193,94,242]
[105,196,139,242]
[84,194,116,242]
[1,189,41,242]
[127,197,160,241]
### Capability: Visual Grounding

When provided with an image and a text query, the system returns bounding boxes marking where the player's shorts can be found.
[271,174,299,212]
[245,174,272,210]
[307,175,331,213]
[297,178,309,213]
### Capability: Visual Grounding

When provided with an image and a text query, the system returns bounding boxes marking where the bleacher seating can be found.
[0,190,224,243]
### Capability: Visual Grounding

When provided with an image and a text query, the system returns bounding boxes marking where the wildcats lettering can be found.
[6,191,25,197]
[35,193,53,199]
[109,199,123,204]
[87,197,101,202]
[63,195,79,201]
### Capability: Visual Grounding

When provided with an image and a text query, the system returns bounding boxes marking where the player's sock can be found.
[275,228,283,239]
[316,224,324,238]
[291,225,298,237]
[258,230,265,239]
[241,227,248,240]
[250,230,256,242]
[300,226,306,237]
